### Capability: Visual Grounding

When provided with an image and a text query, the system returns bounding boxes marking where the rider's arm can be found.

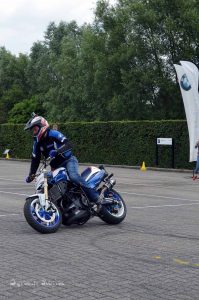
[56,141,73,154]
[29,141,41,175]
[49,130,73,159]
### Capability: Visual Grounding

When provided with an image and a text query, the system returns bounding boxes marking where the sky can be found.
[0,0,116,56]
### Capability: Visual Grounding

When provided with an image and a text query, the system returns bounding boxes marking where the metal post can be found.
[172,139,175,168]
[156,139,159,166]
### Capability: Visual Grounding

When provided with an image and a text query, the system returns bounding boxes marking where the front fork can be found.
[39,169,50,210]
[44,170,49,201]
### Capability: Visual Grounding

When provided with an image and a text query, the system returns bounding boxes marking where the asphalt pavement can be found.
[0,160,199,300]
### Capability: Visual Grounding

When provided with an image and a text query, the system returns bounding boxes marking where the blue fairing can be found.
[81,168,91,180]
[81,167,105,189]
[47,170,68,185]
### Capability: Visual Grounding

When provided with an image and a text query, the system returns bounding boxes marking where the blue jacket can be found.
[29,129,72,175]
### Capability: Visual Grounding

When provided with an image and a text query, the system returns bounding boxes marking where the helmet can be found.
[24,113,49,142]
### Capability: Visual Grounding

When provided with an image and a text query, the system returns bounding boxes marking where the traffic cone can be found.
[141,161,146,171]
[6,152,10,159]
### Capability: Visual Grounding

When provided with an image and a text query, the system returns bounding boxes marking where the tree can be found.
[110,0,198,119]
[43,21,84,121]
[0,48,29,123]
[8,96,45,123]
[1,0,199,123]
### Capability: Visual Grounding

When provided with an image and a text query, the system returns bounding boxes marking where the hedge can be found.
[0,121,195,169]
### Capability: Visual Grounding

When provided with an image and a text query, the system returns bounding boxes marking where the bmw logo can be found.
[180,74,191,91]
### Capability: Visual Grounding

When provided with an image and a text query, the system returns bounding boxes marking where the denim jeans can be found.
[194,155,199,174]
[65,156,99,202]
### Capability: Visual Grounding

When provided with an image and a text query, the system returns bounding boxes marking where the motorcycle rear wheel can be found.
[98,189,126,224]
[24,197,62,234]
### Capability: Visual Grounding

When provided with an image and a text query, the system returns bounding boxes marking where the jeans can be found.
[65,156,99,202]
[194,155,199,174]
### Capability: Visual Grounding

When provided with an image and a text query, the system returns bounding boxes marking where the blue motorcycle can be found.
[24,159,127,234]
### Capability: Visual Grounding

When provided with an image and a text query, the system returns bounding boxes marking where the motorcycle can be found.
[24,158,127,234]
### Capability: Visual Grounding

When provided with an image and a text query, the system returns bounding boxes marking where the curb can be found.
[80,163,192,173]
[0,158,193,173]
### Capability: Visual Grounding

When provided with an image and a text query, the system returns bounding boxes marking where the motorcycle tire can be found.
[24,197,62,234]
[98,189,127,224]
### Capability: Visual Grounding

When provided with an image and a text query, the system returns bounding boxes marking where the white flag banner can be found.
[174,61,199,162]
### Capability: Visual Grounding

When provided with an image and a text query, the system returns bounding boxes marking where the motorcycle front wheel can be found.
[98,189,127,224]
[24,197,62,234]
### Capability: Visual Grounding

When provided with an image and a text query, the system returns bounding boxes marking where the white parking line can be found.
[0,190,27,196]
[0,187,33,190]
[0,213,21,217]
[119,191,199,202]
[130,203,199,209]
[0,177,23,182]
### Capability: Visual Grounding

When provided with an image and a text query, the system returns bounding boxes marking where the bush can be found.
[0,120,194,169]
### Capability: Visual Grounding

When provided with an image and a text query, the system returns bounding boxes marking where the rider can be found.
[24,113,100,204]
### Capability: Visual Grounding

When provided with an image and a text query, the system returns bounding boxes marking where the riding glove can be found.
[26,174,35,183]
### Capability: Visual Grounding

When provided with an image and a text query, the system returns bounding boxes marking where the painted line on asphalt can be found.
[120,182,182,188]
[0,213,21,217]
[152,256,199,268]
[0,187,33,190]
[0,179,198,205]
[173,258,189,266]
[0,177,24,182]
[0,190,28,196]
[130,203,199,209]
[119,191,199,202]
[0,188,198,205]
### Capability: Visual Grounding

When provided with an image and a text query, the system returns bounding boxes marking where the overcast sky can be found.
[0,0,116,56]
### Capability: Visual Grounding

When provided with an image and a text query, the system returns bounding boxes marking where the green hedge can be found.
[0,121,195,169]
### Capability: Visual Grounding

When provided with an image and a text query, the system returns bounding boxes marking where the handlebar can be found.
[35,157,53,176]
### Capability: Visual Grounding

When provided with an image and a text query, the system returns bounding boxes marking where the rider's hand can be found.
[26,174,35,183]
[49,150,57,158]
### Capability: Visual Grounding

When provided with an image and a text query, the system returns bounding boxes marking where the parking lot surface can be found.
[0,160,199,300]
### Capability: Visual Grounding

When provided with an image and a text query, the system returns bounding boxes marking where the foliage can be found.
[0,48,30,123]
[8,96,45,123]
[0,121,194,170]
[0,0,198,123]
